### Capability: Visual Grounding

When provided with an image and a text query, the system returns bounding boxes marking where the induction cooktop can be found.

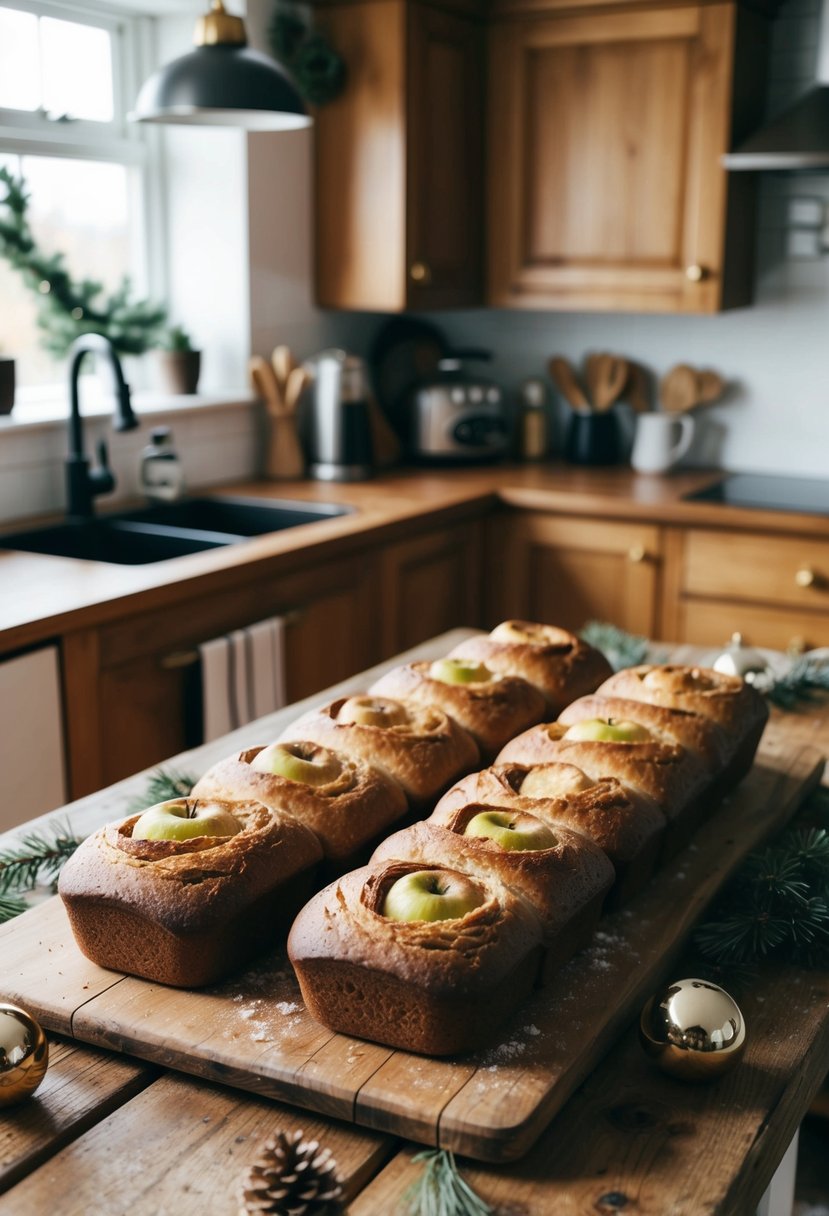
[685,472,829,516]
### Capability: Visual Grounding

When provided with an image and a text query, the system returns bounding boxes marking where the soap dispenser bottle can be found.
[140,426,185,502]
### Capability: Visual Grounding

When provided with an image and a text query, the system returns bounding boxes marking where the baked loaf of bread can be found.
[496,721,709,856]
[59,798,322,987]
[595,664,769,786]
[431,762,665,906]
[371,818,613,981]
[368,658,546,761]
[191,740,408,873]
[279,694,479,810]
[448,620,613,713]
[288,860,543,1055]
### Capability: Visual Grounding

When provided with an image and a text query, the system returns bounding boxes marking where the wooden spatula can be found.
[697,370,726,405]
[625,362,651,413]
[549,357,591,411]
[587,353,629,412]
[249,356,283,416]
[660,364,699,413]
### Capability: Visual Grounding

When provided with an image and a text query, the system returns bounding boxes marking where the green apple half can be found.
[564,717,652,744]
[382,869,486,922]
[132,798,242,842]
[491,620,570,647]
[339,696,409,728]
[519,764,595,799]
[251,741,342,787]
[429,657,492,686]
[464,809,557,851]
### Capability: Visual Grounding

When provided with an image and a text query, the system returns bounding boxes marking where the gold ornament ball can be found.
[0,1003,49,1107]
[639,978,746,1081]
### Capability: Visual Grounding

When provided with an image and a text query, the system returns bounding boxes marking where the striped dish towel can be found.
[199,617,287,743]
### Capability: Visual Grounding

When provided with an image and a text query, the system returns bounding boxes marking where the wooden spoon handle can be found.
[549,357,591,411]
[249,356,284,415]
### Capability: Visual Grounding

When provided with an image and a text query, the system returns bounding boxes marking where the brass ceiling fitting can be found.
[194,0,247,49]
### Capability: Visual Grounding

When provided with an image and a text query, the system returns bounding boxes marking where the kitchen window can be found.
[0,0,161,395]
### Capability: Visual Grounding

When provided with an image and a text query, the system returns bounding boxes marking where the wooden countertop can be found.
[0,633,827,1214]
[2,462,828,656]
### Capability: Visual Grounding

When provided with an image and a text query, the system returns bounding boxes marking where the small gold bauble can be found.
[0,1002,49,1107]
[639,978,746,1081]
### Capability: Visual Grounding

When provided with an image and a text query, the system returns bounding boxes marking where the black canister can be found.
[564,410,620,465]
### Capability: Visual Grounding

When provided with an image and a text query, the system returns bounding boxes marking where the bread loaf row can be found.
[58,623,767,1060]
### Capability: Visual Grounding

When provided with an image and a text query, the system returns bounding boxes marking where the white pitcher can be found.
[631,413,695,474]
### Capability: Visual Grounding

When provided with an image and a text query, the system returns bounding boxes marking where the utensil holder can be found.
[564,410,620,465]
[266,414,305,480]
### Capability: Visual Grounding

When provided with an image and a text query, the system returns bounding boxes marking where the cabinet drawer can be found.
[676,598,829,653]
[683,530,829,610]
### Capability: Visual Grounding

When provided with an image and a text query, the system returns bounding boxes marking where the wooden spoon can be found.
[697,370,726,405]
[660,364,699,413]
[249,356,283,416]
[284,366,309,415]
[587,353,628,412]
[549,357,591,411]
[271,345,294,398]
[625,362,651,413]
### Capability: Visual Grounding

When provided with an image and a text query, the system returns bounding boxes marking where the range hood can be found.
[724,0,829,170]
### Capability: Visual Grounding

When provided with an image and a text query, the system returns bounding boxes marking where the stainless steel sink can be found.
[0,496,352,565]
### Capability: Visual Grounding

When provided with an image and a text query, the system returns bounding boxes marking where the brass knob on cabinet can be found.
[795,566,816,588]
[410,261,432,285]
[685,264,706,282]
[628,544,646,563]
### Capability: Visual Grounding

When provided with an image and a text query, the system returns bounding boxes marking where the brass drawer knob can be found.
[795,566,816,588]
[685,264,706,282]
[410,261,432,285]
[628,544,646,563]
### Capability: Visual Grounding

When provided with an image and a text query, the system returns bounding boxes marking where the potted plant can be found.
[154,325,201,396]
[0,355,14,415]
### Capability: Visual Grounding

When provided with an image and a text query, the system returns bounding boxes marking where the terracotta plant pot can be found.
[154,350,201,396]
[0,359,15,415]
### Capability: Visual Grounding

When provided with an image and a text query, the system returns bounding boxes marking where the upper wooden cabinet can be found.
[487,0,768,312]
[314,0,485,311]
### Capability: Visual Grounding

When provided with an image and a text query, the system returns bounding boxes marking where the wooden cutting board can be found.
[1,737,822,1164]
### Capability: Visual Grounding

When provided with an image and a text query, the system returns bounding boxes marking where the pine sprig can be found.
[0,820,82,899]
[403,1150,492,1216]
[579,620,665,672]
[0,166,167,357]
[127,766,196,813]
[695,808,829,968]
[765,656,829,710]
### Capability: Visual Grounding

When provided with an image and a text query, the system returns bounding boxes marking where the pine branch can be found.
[403,1150,492,1216]
[766,656,829,710]
[0,893,29,924]
[127,767,197,813]
[0,821,82,898]
[579,620,666,672]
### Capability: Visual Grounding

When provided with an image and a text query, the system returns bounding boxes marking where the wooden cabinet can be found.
[486,511,662,636]
[0,645,66,831]
[69,557,380,795]
[663,528,829,652]
[487,0,767,313]
[314,0,484,310]
[378,520,485,653]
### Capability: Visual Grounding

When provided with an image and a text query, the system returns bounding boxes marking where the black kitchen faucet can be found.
[66,334,138,520]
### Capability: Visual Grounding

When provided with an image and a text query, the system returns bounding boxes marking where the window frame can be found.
[0,0,167,395]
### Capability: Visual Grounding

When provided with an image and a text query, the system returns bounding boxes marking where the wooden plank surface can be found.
[1,740,821,1162]
[1,1071,397,1216]
[351,964,829,1216]
[0,1038,155,1195]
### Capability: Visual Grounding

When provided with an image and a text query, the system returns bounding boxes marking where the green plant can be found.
[268,2,345,106]
[161,324,195,354]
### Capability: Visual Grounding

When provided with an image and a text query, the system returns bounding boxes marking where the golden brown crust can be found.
[278,695,480,808]
[59,800,322,987]
[557,694,731,775]
[496,724,708,826]
[597,665,769,752]
[371,819,613,948]
[287,861,543,1054]
[430,763,665,895]
[368,661,546,761]
[191,743,408,867]
[448,622,613,713]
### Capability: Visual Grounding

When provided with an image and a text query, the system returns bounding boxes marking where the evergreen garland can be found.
[0,166,167,357]
[268,3,346,107]
[403,1150,492,1216]
[765,655,829,710]
[126,766,196,813]
[579,620,662,672]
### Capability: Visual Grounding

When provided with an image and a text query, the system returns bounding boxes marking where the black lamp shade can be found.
[132,45,311,130]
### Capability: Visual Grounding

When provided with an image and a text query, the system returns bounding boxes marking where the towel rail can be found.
[159,607,304,670]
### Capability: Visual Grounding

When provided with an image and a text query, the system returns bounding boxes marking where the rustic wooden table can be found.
[1,633,828,1216]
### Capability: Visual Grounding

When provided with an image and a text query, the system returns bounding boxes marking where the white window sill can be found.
[0,390,258,433]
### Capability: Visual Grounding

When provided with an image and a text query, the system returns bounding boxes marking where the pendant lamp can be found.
[132,0,310,130]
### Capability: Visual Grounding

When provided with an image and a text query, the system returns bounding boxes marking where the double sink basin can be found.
[0,496,352,565]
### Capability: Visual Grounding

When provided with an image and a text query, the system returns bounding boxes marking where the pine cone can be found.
[238,1129,343,1216]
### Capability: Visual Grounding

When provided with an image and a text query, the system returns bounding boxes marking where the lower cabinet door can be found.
[0,645,66,831]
